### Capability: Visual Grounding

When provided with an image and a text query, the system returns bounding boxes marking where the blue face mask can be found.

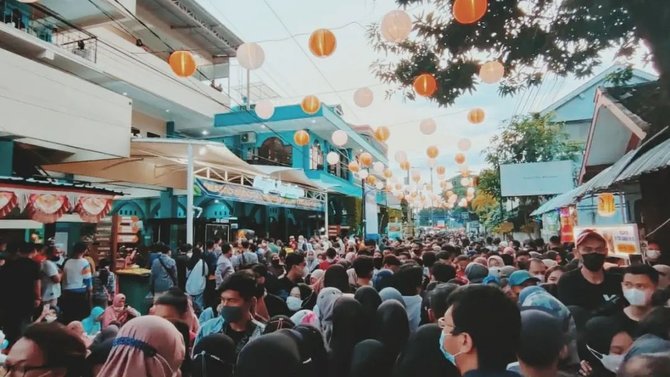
[439,331,462,366]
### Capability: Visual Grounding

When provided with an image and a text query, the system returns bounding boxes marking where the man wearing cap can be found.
[557,229,623,316]
[508,270,540,302]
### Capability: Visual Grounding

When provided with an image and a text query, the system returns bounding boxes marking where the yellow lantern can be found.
[374,126,391,142]
[301,95,321,115]
[455,153,466,165]
[348,161,360,173]
[400,161,410,171]
[359,152,373,167]
[436,165,446,175]
[468,108,486,124]
[384,168,393,179]
[394,183,403,190]
[452,0,488,25]
[294,130,310,146]
[426,145,439,159]
[366,175,377,186]
[413,73,437,97]
[169,51,197,78]
[597,193,616,217]
[309,28,337,58]
[479,61,505,84]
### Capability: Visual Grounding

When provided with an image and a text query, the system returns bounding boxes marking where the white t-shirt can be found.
[62,258,92,291]
[41,259,61,302]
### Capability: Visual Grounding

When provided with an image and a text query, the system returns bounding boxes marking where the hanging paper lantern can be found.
[309,28,337,58]
[419,118,437,135]
[359,152,373,167]
[466,187,476,195]
[400,161,410,171]
[168,51,197,78]
[455,153,466,164]
[426,145,439,159]
[411,170,422,183]
[374,126,390,142]
[255,100,275,120]
[294,130,310,146]
[380,9,413,43]
[395,183,403,191]
[326,151,340,165]
[452,0,488,25]
[375,181,385,190]
[597,193,616,217]
[359,170,369,180]
[479,61,505,84]
[457,138,472,151]
[394,150,408,163]
[236,42,265,70]
[460,177,471,187]
[384,168,393,179]
[413,74,437,97]
[373,161,385,174]
[436,165,446,175]
[348,161,360,173]
[468,108,485,124]
[301,95,321,115]
[353,87,374,107]
[331,130,348,146]
[366,175,377,186]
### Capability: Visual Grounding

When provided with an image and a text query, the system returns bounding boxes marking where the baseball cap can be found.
[575,229,606,246]
[483,275,500,285]
[465,263,489,283]
[509,270,540,287]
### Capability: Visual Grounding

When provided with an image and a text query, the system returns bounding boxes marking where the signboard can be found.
[387,222,403,240]
[574,224,640,254]
[500,161,574,197]
[559,206,577,244]
[252,176,304,199]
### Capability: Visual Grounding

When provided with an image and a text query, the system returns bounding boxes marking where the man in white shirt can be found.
[216,244,234,290]
[41,246,62,306]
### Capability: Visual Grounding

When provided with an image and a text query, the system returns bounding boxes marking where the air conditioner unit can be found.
[240,132,256,144]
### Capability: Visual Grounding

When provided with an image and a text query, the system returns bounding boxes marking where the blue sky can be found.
[196,0,656,187]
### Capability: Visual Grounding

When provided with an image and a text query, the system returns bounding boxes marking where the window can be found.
[258,137,292,166]
[310,141,323,170]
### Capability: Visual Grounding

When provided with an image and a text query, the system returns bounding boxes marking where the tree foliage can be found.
[370,0,670,107]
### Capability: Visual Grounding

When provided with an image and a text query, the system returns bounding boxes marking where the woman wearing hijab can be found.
[315,287,343,348]
[192,334,236,377]
[379,287,406,307]
[330,296,365,377]
[81,306,105,335]
[291,309,320,328]
[101,294,141,329]
[354,286,382,339]
[305,249,320,273]
[580,316,634,377]
[235,331,302,377]
[97,316,186,377]
[324,264,352,293]
[394,324,460,377]
[292,325,329,372]
[488,255,505,268]
[186,247,208,313]
[349,339,395,377]
[374,300,410,358]
[263,315,295,334]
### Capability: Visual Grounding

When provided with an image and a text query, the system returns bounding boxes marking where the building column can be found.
[159,189,177,218]
[166,121,176,139]
[0,140,14,176]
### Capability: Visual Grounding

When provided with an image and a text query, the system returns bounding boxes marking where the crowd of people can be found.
[0,230,669,377]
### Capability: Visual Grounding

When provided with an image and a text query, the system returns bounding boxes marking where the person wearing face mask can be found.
[644,242,669,266]
[614,264,659,333]
[438,285,522,377]
[305,250,319,273]
[195,271,266,355]
[558,230,623,317]
[276,253,307,301]
[580,316,634,377]
[528,258,547,283]
[268,254,285,278]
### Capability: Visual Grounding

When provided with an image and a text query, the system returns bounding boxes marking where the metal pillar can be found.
[324,191,329,237]
[361,178,366,238]
[186,143,194,245]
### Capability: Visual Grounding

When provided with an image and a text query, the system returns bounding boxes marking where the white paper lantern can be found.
[375,181,385,190]
[479,61,505,84]
[254,100,274,119]
[236,42,265,70]
[372,161,385,174]
[326,151,340,165]
[419,118,437,135]
[394,150,408,163]
[457,138,472,151]
[446,182,454,190]
[459,198,468,207]
[331,130,348,147]
[466,187,476,195]
[359,170,369,179]
[380,10,413,43]
[353,87,374,107]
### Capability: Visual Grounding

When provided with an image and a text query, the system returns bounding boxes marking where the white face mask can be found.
[45,315,58,323]
[646,249,661,260]
[287,296,303,312]
[587,345,624,373]
[533,274,545,283]
[623,288,649,306]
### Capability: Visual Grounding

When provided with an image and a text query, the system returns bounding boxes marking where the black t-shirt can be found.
[0,257,40,314]
[174,253,189,291]
[557,268,623,315]
[276,276,299,300]
[222,321,258,356]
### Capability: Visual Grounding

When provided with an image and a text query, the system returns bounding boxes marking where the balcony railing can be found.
[1,0,98,63]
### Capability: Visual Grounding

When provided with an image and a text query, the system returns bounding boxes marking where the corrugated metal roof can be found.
[615,137,670,183]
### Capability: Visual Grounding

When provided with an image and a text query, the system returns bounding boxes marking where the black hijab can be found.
[394,324,459,377]
[292,325,329,373]
[192,334,236,377]
[349,339,395,377]
[374,300,410,357]
[324,264,351,293]
[235,331,302,377]
[354,286,382,339]
[330,296,365,377]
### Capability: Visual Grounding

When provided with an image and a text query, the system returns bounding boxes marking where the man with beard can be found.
[558,229,623,317]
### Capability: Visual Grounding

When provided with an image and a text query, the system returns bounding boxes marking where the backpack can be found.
[185,259,208,296]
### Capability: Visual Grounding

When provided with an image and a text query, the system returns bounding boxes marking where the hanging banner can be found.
[0,191,18,219]
[74,196,114,223]
[26,193,70,224]
[559,206,577,244]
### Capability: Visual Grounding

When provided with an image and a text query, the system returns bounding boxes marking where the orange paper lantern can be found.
[366,175,377,185]
[597,193,616,217]
[348,161,360,173]
[309,29,337,58]
[426,145,439,159]
[468,108,485,124]
[383,168,393,179]
[455,153,466,165]
[294,130,310,146]
[374,126,391,142]
[301,95,321,115]
[359,152,373,167]
[452,0,488,25]
[400,161,410,171]
[413,73,438,97]
[436,165,446,175]
[169,50,197,78]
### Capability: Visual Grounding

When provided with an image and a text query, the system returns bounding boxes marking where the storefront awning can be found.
[615,137,670,183]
